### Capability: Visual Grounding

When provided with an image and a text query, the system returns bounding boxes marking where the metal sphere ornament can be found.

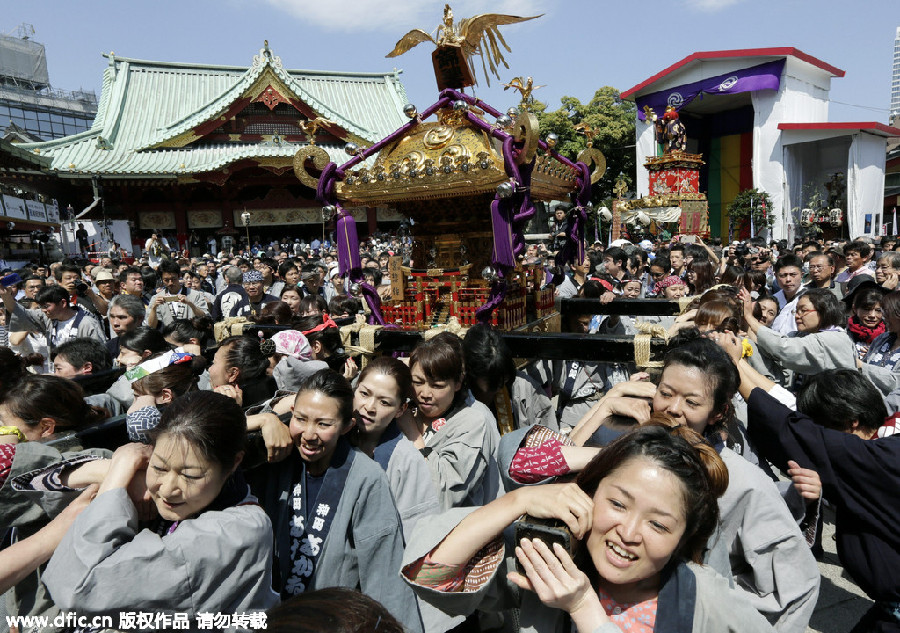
[349,283,362,297]
[344,142,359,156]
[496,114,512,128]
[506,107,518,119]
[545,133,558,149]
[481,265,499,285]
[453,100,468,112]
[403,103,418,119]
[322,205,337,222]
[496,181,515,199]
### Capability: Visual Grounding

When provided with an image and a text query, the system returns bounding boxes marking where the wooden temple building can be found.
[0,43,410,251]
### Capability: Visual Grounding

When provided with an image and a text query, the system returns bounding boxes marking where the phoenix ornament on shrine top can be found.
[386,4,541,88]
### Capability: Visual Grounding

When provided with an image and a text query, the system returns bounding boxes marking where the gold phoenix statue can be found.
[386,4,541,86]
[503,76,545,108]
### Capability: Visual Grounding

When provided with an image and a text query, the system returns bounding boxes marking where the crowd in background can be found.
[0,221,897,633]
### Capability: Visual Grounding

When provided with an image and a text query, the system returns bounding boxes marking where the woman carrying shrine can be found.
[400,332,502,511]
[402,422,777,633]
[13,391,279,622]
[350,356,439,538]
[246,369,423,633]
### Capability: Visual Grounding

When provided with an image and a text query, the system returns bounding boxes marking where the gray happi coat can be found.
[249,447,424,633]
[423,398,502,511]
[704,448,820,633]
[402,507,777,633]
[43,488,279,623]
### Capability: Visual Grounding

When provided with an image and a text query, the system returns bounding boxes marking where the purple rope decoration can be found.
[349,269,386,326]
[334,205,361,273]
[555,161,592,267]
[476,132,536,324]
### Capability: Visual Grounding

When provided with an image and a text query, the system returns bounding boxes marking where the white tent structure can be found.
[781,123,895,240]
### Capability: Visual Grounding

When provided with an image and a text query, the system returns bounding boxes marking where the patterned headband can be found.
[654,275,686,294]
[126,349,193,383]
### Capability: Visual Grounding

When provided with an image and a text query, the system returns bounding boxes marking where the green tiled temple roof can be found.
[15,44,409,178]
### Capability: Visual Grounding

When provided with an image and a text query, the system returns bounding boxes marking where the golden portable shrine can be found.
[291,5,603,330]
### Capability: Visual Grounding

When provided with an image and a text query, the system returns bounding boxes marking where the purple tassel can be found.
[476,276,506,324]
[490,198,516,268]
[335,208,361,275]
[349,270,386,326]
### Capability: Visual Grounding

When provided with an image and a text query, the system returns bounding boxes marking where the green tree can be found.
[726,188,774,237]
[532,86,636,203]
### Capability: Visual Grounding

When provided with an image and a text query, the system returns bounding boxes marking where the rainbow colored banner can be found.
[706,132,753,238]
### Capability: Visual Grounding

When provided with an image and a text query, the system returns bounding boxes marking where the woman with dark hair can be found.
[744,287,862,389]
[349,356,439,537]
[125,349,206,442]
[0,374,109,441]
[403,332,501,510]
[402,422,777,633]
[208,335,277,409]
[862,290,900,394]
[753,295,779,327]
[280,284,303,316]
[24,391,279,619]
[847,287,885,358]
[298,294,328,317]
[247,369,423,632]
[719,264,752,292]
[685,260,716,296]
[296,314,357,380]
[463,323,556,432]
[253,301,293,326]
[161,316,214,355]
[568,335,820,631]
[116,326,171,370]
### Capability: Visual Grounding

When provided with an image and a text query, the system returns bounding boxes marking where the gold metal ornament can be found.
[503,76,545,110]
[577,147,607,185]
[512,111,539,165]
[293,145,331,189]
[424,125,455,149]
[298,116,336,145]
[385,4,542,86]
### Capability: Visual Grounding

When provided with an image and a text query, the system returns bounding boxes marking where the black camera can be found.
[74,280,89,296]
[513,516,576,575]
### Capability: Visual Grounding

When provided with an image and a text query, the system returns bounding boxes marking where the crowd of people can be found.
[0,226,897,633]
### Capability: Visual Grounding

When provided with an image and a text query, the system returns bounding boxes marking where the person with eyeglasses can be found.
[644,256,670,297]
[804,252,842,300]
[743,287,859,391]
[874,251,900,292]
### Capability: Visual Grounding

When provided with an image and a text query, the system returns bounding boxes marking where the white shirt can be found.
[771,289,801,335]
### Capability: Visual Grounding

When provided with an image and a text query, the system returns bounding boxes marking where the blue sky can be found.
[3,0,897,123]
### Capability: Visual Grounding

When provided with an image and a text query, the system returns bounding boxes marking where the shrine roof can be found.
[622,47,845,100]
[12,45,409,177]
